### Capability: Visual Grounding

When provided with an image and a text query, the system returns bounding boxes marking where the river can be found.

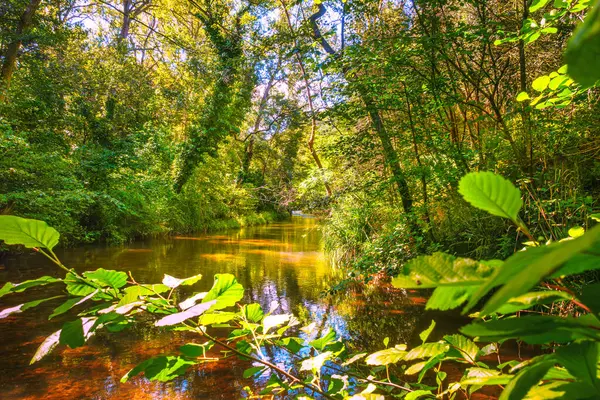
[0,218,451,399]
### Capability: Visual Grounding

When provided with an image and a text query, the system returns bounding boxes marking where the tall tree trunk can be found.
[402,82,433,237]
[309,4,413,212]
[120,0,133,40]
[0,0,42,103]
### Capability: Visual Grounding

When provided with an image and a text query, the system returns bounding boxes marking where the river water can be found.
[0,218,450,399]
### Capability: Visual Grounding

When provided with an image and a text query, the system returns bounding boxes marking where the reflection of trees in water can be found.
[333,287,423,351]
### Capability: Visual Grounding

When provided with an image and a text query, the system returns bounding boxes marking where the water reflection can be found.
[0,218,446,399]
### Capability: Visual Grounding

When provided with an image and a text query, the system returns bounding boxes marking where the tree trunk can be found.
[309,4,412,212]
[0,0,42,103]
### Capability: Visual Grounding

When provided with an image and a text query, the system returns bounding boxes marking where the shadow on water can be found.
[0,217,460,399]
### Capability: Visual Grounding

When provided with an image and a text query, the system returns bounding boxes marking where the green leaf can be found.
[162,273,202,289]
[125,284,170,296]
[280,337,305,353]
[579,283,600,317]
[460,375,514,386]
[243,366,265,378]
[30,329,61,364]
[243,303,264,323]
[549,75,569,90]
[458,172,522,221]
[0,215,60,250]
[405,361,428,375]
[405,342,450,361]
[301,351,333,371]
[530,0,551,12]
[419,320,436,344]
[444,334,479,363]
[0,295,63,318]
[179,341,214,358]
[49,297,86,320]
[154,300,216,327]
[65,272,98,296]
[479,224,600,315]
[460,315,600,344]
[426,286,477,310]
[365,345,407,365]
[202,274,244,310]
[0,276,61,299]
[568,226,585,238]
[262,314,291,333]
[120,356,196,383]
[83,269,127,289]
[565,0,600,87]
[516,92,530,101]
[198,312,236,325]
[495,291,573,314]
[532,75,551,91]
[554,341,600,394]
[60,319,85,348]
[391,252,497,289]
[499,360,555,400]
[405,390,434,400]
[310,328,337,351]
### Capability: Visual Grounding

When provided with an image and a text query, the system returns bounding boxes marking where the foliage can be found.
[3,169,600,399]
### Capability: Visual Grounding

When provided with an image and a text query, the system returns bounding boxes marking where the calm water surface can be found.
[0,218,446,399]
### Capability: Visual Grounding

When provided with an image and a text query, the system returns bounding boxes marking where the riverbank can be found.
[0,210,289,255]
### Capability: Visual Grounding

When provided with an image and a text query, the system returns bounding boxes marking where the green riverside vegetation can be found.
[2,0,600,398]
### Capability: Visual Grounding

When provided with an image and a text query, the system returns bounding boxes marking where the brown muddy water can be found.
[0,218,456,399]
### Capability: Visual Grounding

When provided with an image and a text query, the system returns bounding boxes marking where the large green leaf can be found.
[579,283,600,318]
[202,274,244,310]
[478,224,600,315]
[554,341,600,394]
[242,303,264,323]
[458,172,522,221]
[59,317,98,349]
[300,351,333,371]
[179,341,214,358]
[530,0,551,12]
[404,342,450,361]
[49,289,99,319]
[120,356,196,383]
[499,361,555,400]
[310,328,337,351]
[65,272,98,296]
[391,252,497,289]
[198,312,236,325]
[365,345,407,365]
[444,334,479,364]
[0,276,61,299]
[426,286,478,311]
[0,216,60,250]
[565,0,600,87]
[0,296,63,319]
[60,319,85,348]
[83,269,128,289]
[461,315,600,344]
